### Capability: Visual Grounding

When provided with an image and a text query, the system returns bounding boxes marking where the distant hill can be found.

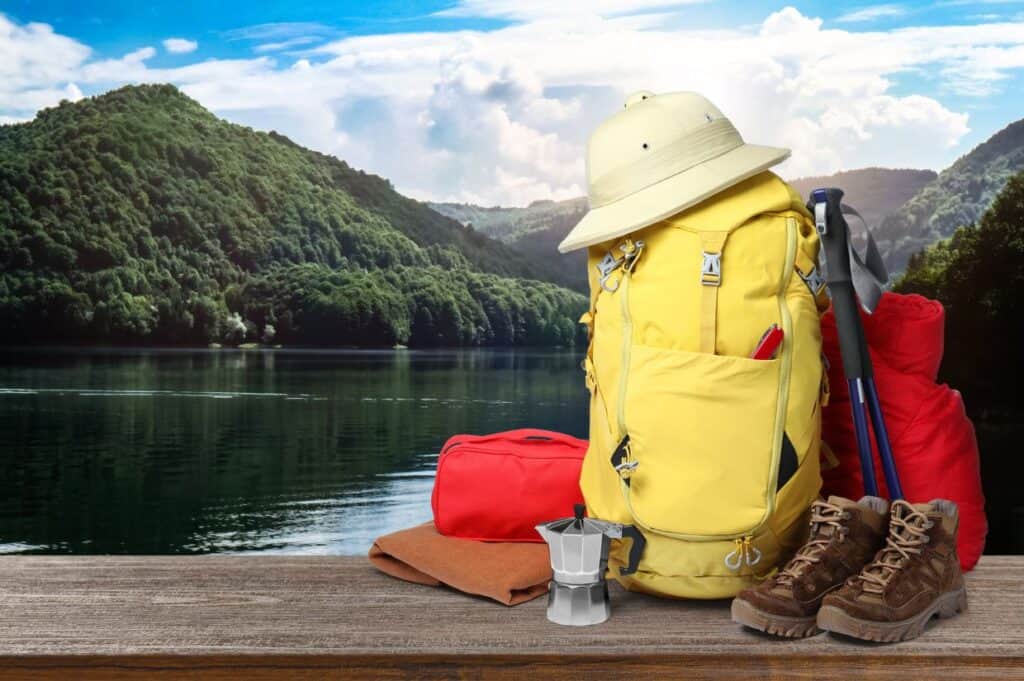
[431,168,936,289]
[876,118,1024,274]
[438,118,1024,286]
[430,198,589,292]
[788,168,936,229]
[430,197,589,242]
[0,85,585,347]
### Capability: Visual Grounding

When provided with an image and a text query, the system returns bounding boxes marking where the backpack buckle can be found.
[798,264,826,296]
[597,251,624,292]
[701,251,721,286]
[609,435,637,483]
[597,240,646,292]
[614,460,639,476]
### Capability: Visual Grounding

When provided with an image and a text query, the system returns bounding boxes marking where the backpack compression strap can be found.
[839,204,888,313]
[698,231,728,354]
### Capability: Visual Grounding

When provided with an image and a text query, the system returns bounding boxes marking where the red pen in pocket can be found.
[751,324,784,360]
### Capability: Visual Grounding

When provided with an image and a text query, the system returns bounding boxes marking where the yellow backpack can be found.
[579,171,827,599]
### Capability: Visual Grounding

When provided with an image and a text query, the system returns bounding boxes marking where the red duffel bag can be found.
[431,429,586,542]
[821,293,987,571]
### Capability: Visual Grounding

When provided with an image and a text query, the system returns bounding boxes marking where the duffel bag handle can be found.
[443,429,586,454]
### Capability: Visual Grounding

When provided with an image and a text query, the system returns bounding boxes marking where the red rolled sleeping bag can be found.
[821,292,987,570]
[431,429,586,542]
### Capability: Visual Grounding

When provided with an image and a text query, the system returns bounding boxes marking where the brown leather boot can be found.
[731,496,889,638]
[817,499,967,642]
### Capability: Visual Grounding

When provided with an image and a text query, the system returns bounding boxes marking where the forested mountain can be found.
[788,168,936,229]
[0,85,586,347]
[430,198,589,292]
[877,118,1024,274]
[430,198,588,243]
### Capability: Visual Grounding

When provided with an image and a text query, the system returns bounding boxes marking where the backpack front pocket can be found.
[620,344,784,539]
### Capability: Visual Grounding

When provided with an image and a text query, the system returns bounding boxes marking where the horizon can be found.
[6,81,990,212]
[3,1,1024,206]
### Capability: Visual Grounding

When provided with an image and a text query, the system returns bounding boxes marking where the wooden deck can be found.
[0,555,1021,679]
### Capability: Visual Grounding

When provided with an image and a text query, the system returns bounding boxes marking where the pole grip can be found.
[810,188,872,381]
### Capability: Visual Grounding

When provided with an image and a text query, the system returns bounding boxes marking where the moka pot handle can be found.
[617,525,646,576]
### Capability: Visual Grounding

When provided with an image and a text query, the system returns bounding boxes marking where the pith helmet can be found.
[559,91,790,253]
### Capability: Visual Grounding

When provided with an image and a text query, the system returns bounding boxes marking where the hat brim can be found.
[558,143,791,253]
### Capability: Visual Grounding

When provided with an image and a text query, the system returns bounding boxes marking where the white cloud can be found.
[254,36,320,52]
[4,8,1024,205]
[938,0,1024,5]
[836,5,908,23]
[163,38,198,54]
[0,14,90,114]
[125,46,157,62]
[224,22,331,41]
[436,0,707,20]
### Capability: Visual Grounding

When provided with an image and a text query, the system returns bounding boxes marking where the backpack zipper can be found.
[615,240,642,441]
[615,217,798,542]
[616,269,633,440]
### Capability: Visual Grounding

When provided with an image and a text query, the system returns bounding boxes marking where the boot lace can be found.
[777,500,847,584]
[859,500,933,595]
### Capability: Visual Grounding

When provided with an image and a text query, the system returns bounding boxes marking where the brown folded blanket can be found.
[368,522,551,606]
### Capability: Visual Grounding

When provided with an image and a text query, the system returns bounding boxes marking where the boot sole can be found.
[731,597,821,638]
[817,586,967,643]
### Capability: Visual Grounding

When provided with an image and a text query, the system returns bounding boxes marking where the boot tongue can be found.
[890,501,931,540]
[810,497,854,539]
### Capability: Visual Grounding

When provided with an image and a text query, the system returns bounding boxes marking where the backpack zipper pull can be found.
[621,239,645,273]
[725,538,744,571]
[743,535,762,567]
[724,536,762,571]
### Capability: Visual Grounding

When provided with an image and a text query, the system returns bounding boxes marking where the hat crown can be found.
[586,92,744,208]
[557,90,789,254]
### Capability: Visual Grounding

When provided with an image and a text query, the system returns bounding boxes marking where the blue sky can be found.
[3,1,1024,204]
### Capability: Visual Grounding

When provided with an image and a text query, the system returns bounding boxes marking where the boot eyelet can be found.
[842,511,851,520]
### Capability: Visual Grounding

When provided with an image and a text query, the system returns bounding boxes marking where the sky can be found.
[3,1,1024,206]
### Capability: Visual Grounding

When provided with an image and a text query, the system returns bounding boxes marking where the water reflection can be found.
[0,348,588,555]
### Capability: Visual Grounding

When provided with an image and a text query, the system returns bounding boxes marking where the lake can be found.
[0,348,587,555]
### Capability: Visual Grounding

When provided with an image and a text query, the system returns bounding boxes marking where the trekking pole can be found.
[810,188,904,500]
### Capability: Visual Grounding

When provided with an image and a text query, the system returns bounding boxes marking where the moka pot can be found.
[535,504,646,626]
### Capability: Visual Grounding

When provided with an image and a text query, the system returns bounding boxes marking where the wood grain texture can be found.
[0,556,1021,679]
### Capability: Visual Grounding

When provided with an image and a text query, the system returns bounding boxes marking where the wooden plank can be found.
[0,556,1021,679]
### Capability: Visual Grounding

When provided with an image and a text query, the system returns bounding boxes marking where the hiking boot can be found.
[731,496,889,638]
[818,499,966,643]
